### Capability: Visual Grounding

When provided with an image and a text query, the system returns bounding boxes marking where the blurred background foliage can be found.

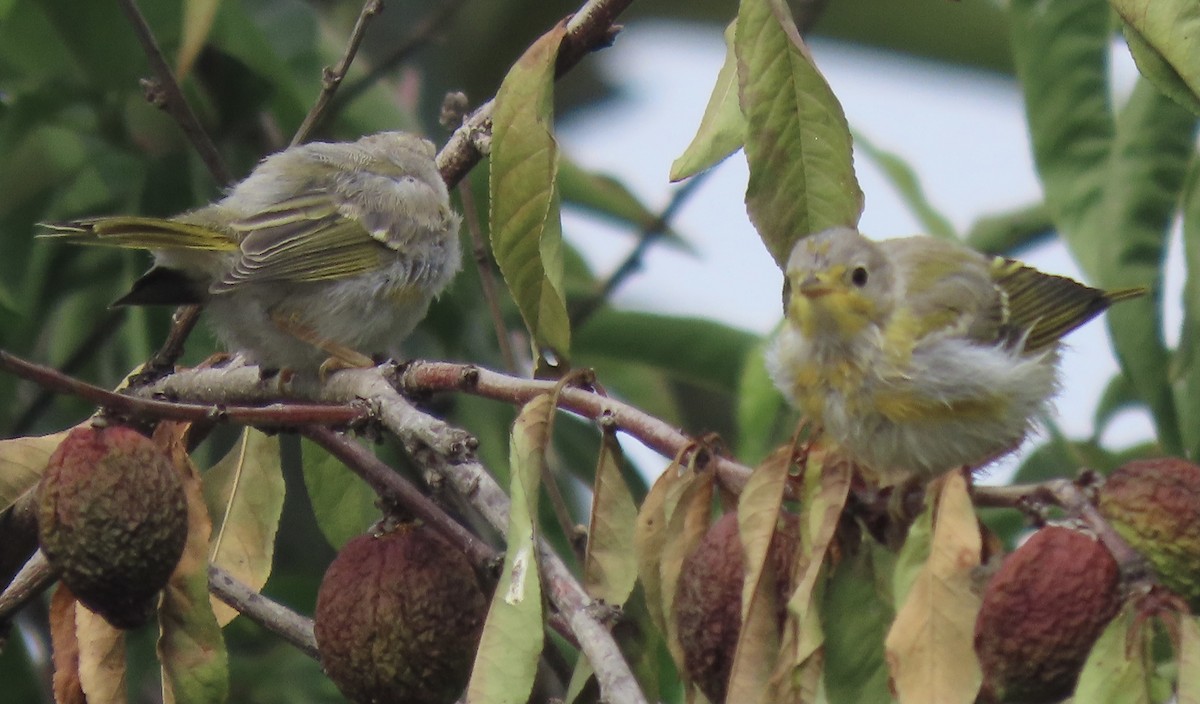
[0,0,1189,700]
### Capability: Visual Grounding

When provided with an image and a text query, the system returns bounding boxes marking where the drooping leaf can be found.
[1073,606,1152,704]
[1179,615,1200,704]
[490,22,571,364]
[155,423,229,704]
[671,21,746,182]
[736,0,863,269]
[659,468,715,673]
[770,454,851,701]
[202,427,284,626]
[822,541,894,704]
[75,605,126,704]
[582,428,639,607]
[0,429,68,511]
[725,448,789,703]
[467,394,550,704]
[854,131,957,241]
[1091,373,1141,443]
[885,473,982,704]
[177,0,223,79]
[1176,160,1200,460]
[49,585,85,704]
[299,437,378,550]
[1109,0,1200,115]
[634,461,690,634]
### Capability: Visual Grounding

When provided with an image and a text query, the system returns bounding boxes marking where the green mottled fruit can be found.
[975,526,1120,704]
[673,511,799,704]
[1099,457,1200,608]
[37,424,188,629]
[314,523,487,704]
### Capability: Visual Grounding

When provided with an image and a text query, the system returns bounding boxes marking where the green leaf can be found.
[1091,373,1140,443]
[558,156,686,249]
[1074,606,1152,704]
[582,428,639,607]
[299,438,378,550]
[822,542,894,704]
[576,309,758,394]
[1011,0,1196,452]
[466,395,549,704]
[490,22,571,363]
[1110,0,1200,116]
[202,428,284,627]
[1176,158,1200,459]
[735,337,790,466]
[964,202,1055,256]
[670,21,745,182]
[736,0,863,269]
[854,131,957,241]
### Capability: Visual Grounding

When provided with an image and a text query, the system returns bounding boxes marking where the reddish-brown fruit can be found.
[37,424,188,629]
[673,511,799,703]
[314,523,488,704]
[1098,457,1200,608]
[974,526,1121,704]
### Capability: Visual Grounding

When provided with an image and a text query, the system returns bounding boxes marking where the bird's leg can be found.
[268,310,375,374]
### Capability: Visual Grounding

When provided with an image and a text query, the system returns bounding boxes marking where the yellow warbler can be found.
[766,227,1143,483]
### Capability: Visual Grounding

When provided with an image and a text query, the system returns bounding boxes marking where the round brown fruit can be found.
[1098,457,1200,608]
[673,511,799,703]
[974,526,1121,704]
[37,424,188,629]
[314,522,488,704]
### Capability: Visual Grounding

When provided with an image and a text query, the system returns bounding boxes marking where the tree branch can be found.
[0,551,57,625]
[116,0,231,186]
[208,565,319,660]
[435,0,635,189]
[291,0,384,146]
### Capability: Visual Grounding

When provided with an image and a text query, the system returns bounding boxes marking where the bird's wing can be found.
[885,238,1004,343]
[38,216,238,251]
[214,189,385,291]
[990,259,1144,352]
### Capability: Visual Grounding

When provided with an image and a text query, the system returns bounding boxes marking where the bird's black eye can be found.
[851,266,869,287]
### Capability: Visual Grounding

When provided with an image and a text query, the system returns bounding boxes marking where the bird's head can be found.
[782,227,895,341]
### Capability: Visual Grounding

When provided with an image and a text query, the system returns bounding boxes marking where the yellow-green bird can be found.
[766,227,1144,484]
[41,132,461,372]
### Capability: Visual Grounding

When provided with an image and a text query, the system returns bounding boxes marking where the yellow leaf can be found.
[660,469,715,672]
[176,0,222,79]
[76,604,127,704]
[726,448,790,703]
[1178,615,1200,704]
[49,584,85,704]
[155,422,229,704]
[583,429,639,607]
[203,427,284,626]
[0,430,69,511]
[634,460,689,633]
[885,473,982,704]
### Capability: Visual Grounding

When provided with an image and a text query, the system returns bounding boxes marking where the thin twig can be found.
[208,566,319,660]
[0,551,58,624]
[458,182,519,373]
[572,169,710,327]
[116,0,231,186]
[291,0,384,146]
[400,360,756,491]
[147,304,203,372]
[0,350,367,428]
[300,426,496,568]
[332,0,471,117]
[436,0,635,189]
